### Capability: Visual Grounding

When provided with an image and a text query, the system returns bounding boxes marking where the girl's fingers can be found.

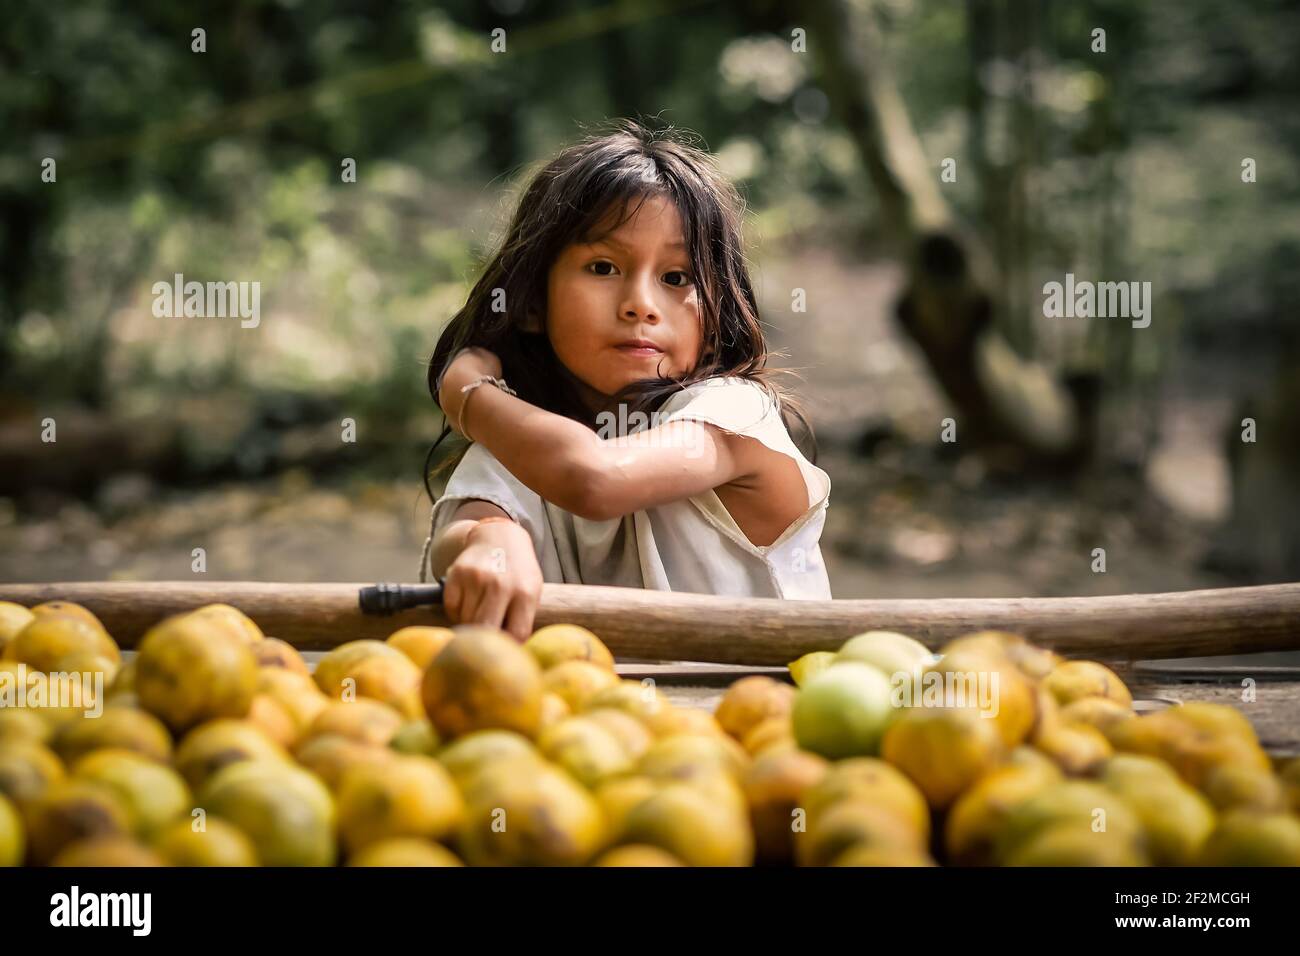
[470,584,512,633]
[443,575,463,623]
[503,594,537,643]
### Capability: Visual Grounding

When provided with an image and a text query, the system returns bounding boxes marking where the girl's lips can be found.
[615,345,663,356]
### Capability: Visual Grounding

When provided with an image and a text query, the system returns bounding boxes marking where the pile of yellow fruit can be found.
[0,598,1297,866]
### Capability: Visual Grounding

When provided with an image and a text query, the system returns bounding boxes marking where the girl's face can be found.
[543,194,703,407]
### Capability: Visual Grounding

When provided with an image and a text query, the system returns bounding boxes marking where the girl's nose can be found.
[619,272,661,322]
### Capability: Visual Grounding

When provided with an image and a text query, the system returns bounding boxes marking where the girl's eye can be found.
[663,271,693,287]
[588,261,617,276]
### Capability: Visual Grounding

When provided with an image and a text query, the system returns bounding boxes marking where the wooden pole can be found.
[1,581,1297,665]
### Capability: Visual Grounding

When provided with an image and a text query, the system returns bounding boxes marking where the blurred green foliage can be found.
[0,0,1296,425]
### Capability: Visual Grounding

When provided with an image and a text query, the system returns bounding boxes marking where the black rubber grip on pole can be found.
[358,581,446,615]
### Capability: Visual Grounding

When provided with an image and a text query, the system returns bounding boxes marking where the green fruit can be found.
[835,631,933,682]
[792,663,897,759]
[200,761,336,867]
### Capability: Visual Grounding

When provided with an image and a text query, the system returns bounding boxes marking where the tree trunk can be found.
[807,0,1091,470]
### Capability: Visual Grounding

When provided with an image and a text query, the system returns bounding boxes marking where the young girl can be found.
[419,120,831,640]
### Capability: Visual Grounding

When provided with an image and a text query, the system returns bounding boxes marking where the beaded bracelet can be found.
[457,375,518,443]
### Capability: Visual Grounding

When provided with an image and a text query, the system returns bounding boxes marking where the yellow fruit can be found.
[72,749,190,841]
[1043,660,1132,708]
[1197,811,1300,866]
[646,706,727,739]
[542,660,620,712]
[313,640,423,716]
[0,739,65,807]
[24,779,133,865]
[1169,702,1259,744]
[421,627,544,740]
[385,626,456,671]
[638,733,749,789]
[714,676,796,743]
[593,844,685,866]
[340,655,424,718]
[307,698,404,747]
[538,692,571,731]
[458,762,606,866]
[135,613,258,732]
[0,792,24,865]
[742,716,796,757]
[792,663,898,759]
[0,708,52,745]
[256,668,328,736]
[49,707,172,769]
[313,640,411,697]
[945,761,1062,866]
[348,838,464,867]
[1033,721,1113,775]
[5,613,120,680]
[583,708,654,762]
[251,637,310,676]
[802,757,931,842]
[594,775,659,843]
[107,657,137,697]
[0,602,36,655]
[743,748,828,864]
[1200,763,1286,813]
[1101,756,1215,866]
[336,755,463,853]
[994,780,1145,864]
[434,730,541,790]
[52,837,165,867]
[155,817,258,866]
[1058,696,1133,733]
[796,800,926,867]
[927,648,1038,748]
[881,705,1003,809]
[941,630,1061,681]
[788,651,837,688]
[200,760,336,866]
[523,624,614,671]
[293,734,396,791]
[1004,824,1148,866]
[831,845,937,866]
[246,693,299,748]
[581,680,672,728]
[623,782,753,867]
[30,601,110,634]
[835,630,933,679]
[1107,710,1273,789]
[390,718,440,756]
[537,717,633,789]
[174,719,288,790]
[1279,757,1300,815]
[186,604,264,645]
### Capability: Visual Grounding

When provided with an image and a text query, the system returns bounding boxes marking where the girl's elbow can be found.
[561,460,622,522]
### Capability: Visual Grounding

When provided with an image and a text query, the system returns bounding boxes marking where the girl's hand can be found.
[439,347,503,437]
[442,518,542,642]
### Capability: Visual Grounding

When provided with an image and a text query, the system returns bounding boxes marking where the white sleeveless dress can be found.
[418,376,832,600]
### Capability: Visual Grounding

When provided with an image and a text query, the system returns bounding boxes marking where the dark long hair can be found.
[422,118,816,509]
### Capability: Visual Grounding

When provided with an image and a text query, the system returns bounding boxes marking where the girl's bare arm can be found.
[447,376,751,521]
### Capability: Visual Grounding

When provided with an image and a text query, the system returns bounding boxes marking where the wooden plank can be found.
[2,580,1299,663]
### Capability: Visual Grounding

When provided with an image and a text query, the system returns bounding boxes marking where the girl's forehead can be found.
[579,194,686,247]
